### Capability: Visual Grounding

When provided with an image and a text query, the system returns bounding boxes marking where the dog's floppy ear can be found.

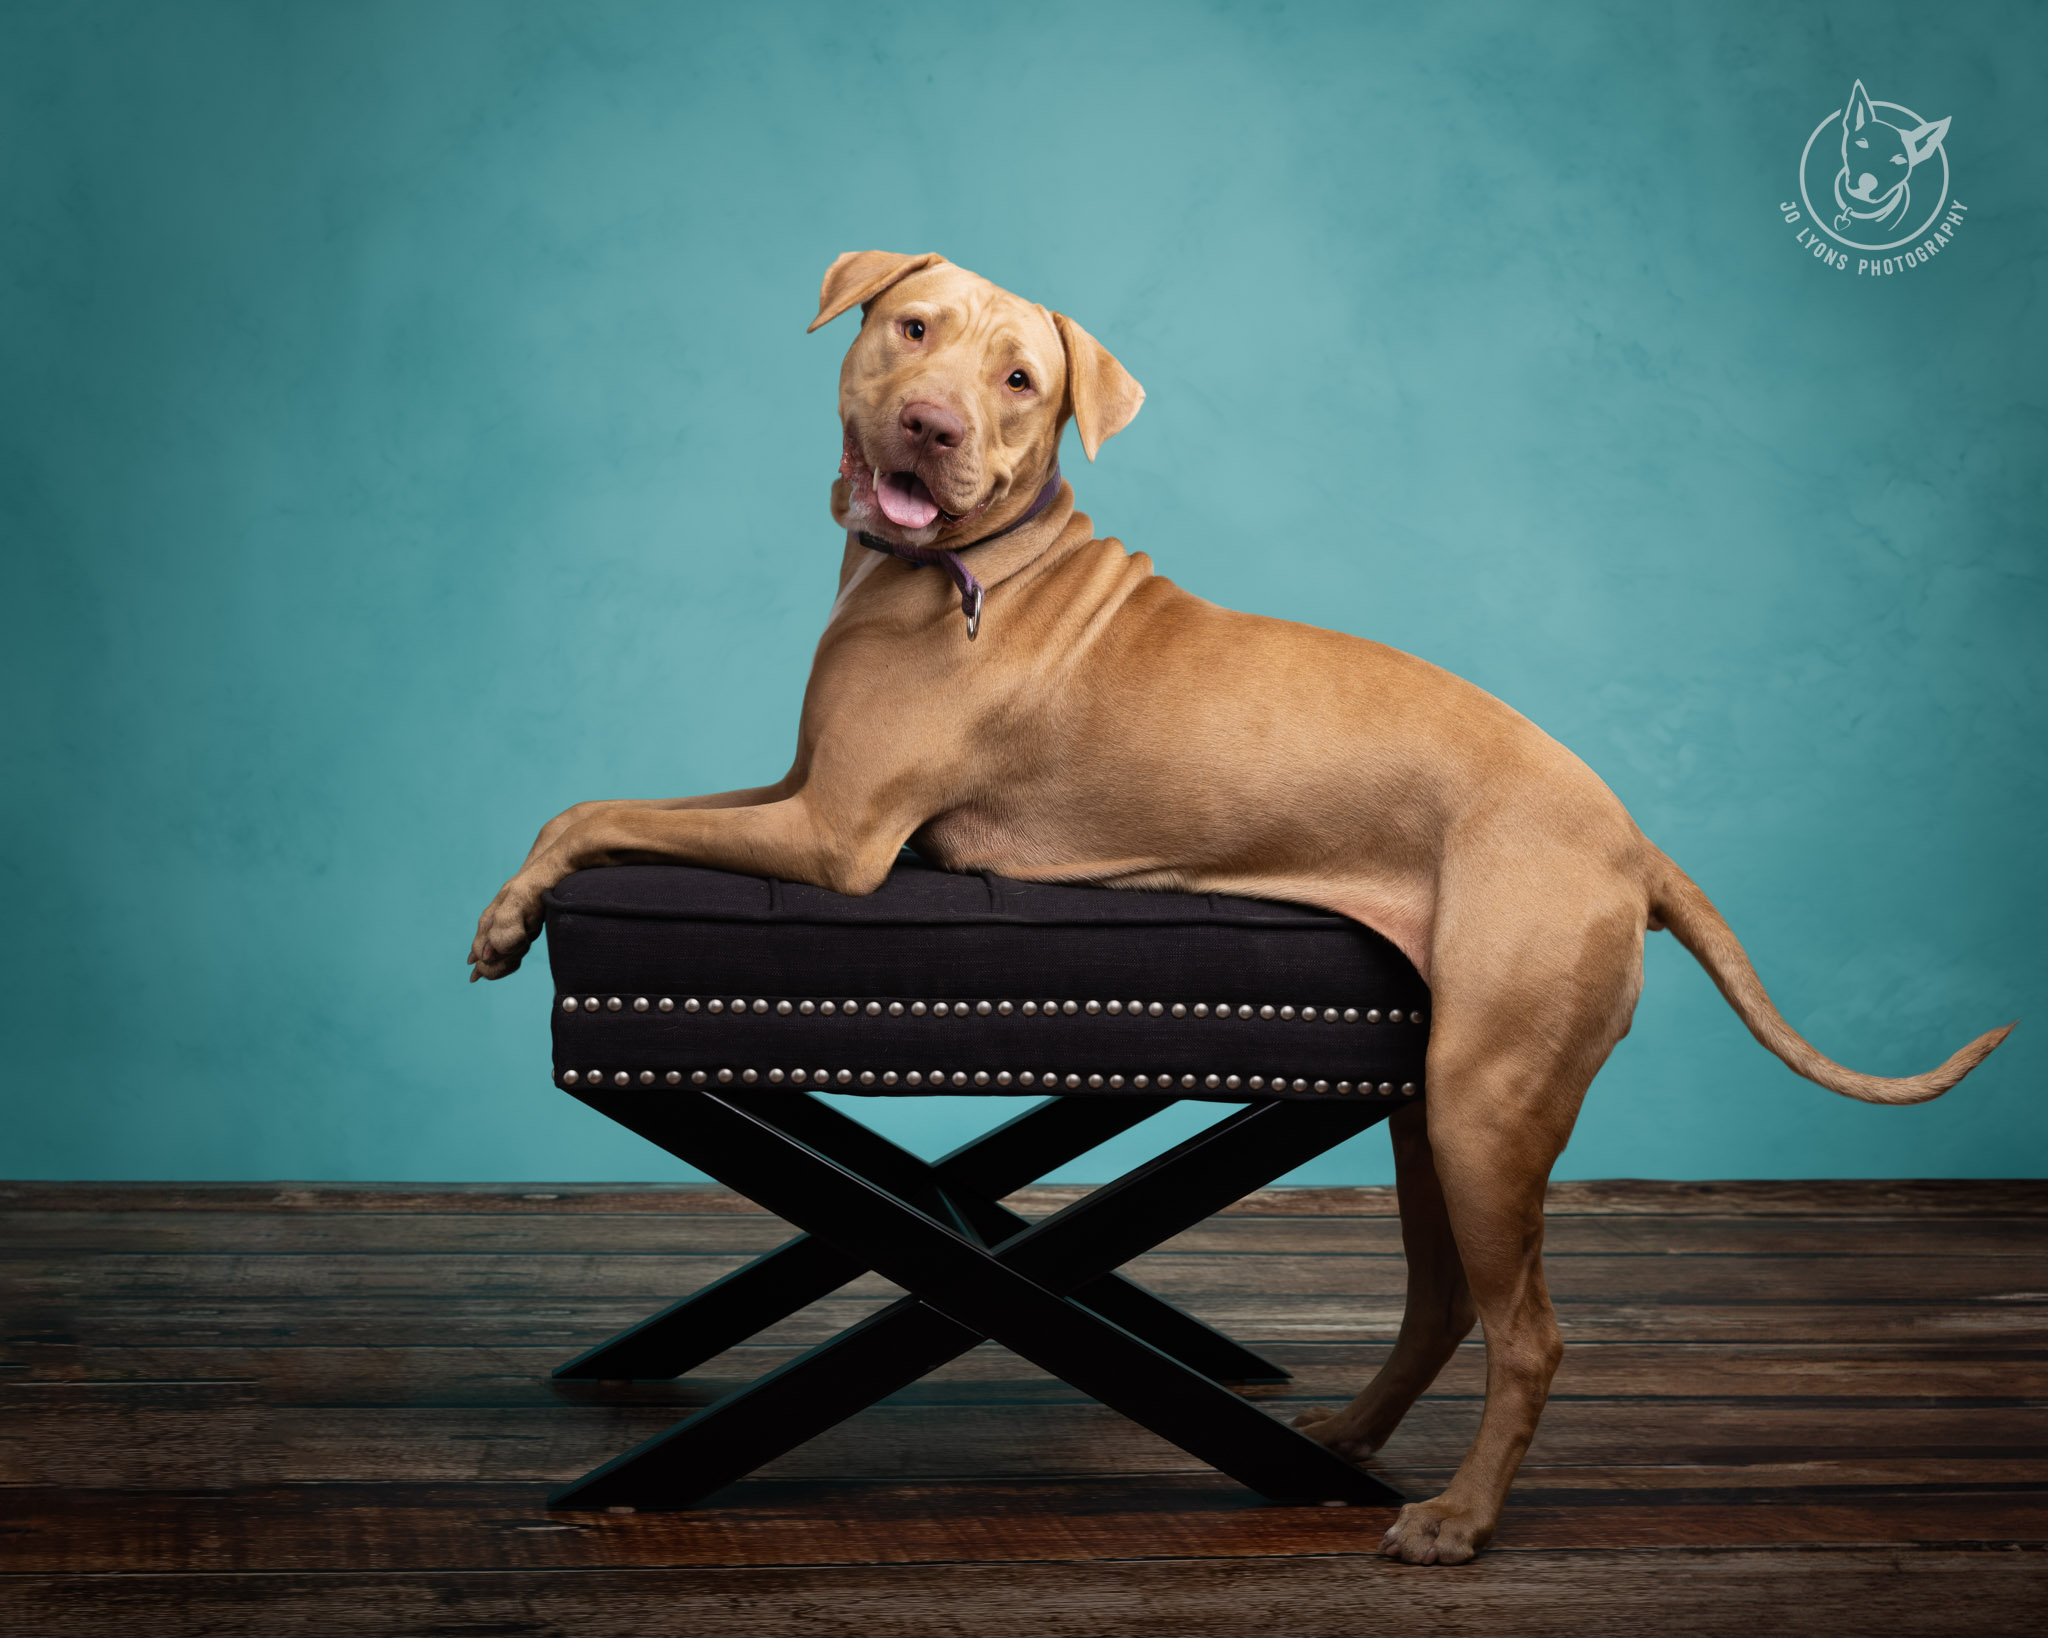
[808,251,946,334]
[1903,114,1951,166]
[1844,79,1875,135]
[1052,312,1145,462]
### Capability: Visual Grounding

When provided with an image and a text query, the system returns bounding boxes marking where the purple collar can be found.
[858,463,1062,640]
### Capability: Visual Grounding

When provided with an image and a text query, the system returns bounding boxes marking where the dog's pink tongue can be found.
[877,471,940,529]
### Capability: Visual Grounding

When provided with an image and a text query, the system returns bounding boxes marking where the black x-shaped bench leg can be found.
[556,1092,1286,1387]
[552,1086,1402,1510]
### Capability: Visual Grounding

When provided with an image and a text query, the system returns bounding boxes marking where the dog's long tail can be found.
[1645,847,2014,1105]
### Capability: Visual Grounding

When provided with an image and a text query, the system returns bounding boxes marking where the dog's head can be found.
[810,252,1144,549]
[1836,79,1949,215]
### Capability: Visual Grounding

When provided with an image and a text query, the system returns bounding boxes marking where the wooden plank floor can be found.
[3,1175,2045,1635]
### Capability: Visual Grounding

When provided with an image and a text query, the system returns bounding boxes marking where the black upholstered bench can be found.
[545,856,1430,1510]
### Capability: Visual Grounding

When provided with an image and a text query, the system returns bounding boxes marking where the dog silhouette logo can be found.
[1800,79,1952,251]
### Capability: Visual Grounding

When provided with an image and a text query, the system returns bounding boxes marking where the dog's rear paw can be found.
[1291,1405,1381,1463]
[1378,1496,1494,1566]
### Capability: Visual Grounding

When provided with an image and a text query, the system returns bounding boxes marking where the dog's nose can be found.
[899,401,965,453]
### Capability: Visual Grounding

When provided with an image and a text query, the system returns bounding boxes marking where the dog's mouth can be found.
[875,469,943,530]
[840,428,991,537]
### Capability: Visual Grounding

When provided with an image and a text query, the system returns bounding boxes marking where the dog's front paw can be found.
[1378,1495,1494,1566]
[467,876,544,981]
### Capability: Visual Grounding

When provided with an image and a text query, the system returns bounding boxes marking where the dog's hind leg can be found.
[1292,1101,1476,1458]
[1375,876,1644,1564]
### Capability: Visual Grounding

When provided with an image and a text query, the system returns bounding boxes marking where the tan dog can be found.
[470,251,2013,1564]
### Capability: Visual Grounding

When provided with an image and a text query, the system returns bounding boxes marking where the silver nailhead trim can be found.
[565,986,1425,1097]
[565,1064,1409,1097]
[564,1065,1421,1099]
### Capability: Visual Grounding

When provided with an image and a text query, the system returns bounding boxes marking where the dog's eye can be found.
[903,319,925,341]
[1890,154,1906,164]
[1007,370,1030,391]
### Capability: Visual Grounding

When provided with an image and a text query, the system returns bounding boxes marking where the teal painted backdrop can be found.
[2,1,2040,1184]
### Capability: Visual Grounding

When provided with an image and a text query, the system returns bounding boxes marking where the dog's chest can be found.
[911,805,1027,873]
[910,801,1091,881]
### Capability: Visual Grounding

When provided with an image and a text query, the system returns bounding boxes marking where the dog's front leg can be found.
[513,784,793,875]
[467,793,901,980]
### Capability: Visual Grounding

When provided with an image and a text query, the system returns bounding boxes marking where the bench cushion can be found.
[544,857,1430,1102]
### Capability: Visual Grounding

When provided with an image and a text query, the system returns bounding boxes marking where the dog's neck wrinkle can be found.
[832,488,1128,643]
[946,485,1089,592]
